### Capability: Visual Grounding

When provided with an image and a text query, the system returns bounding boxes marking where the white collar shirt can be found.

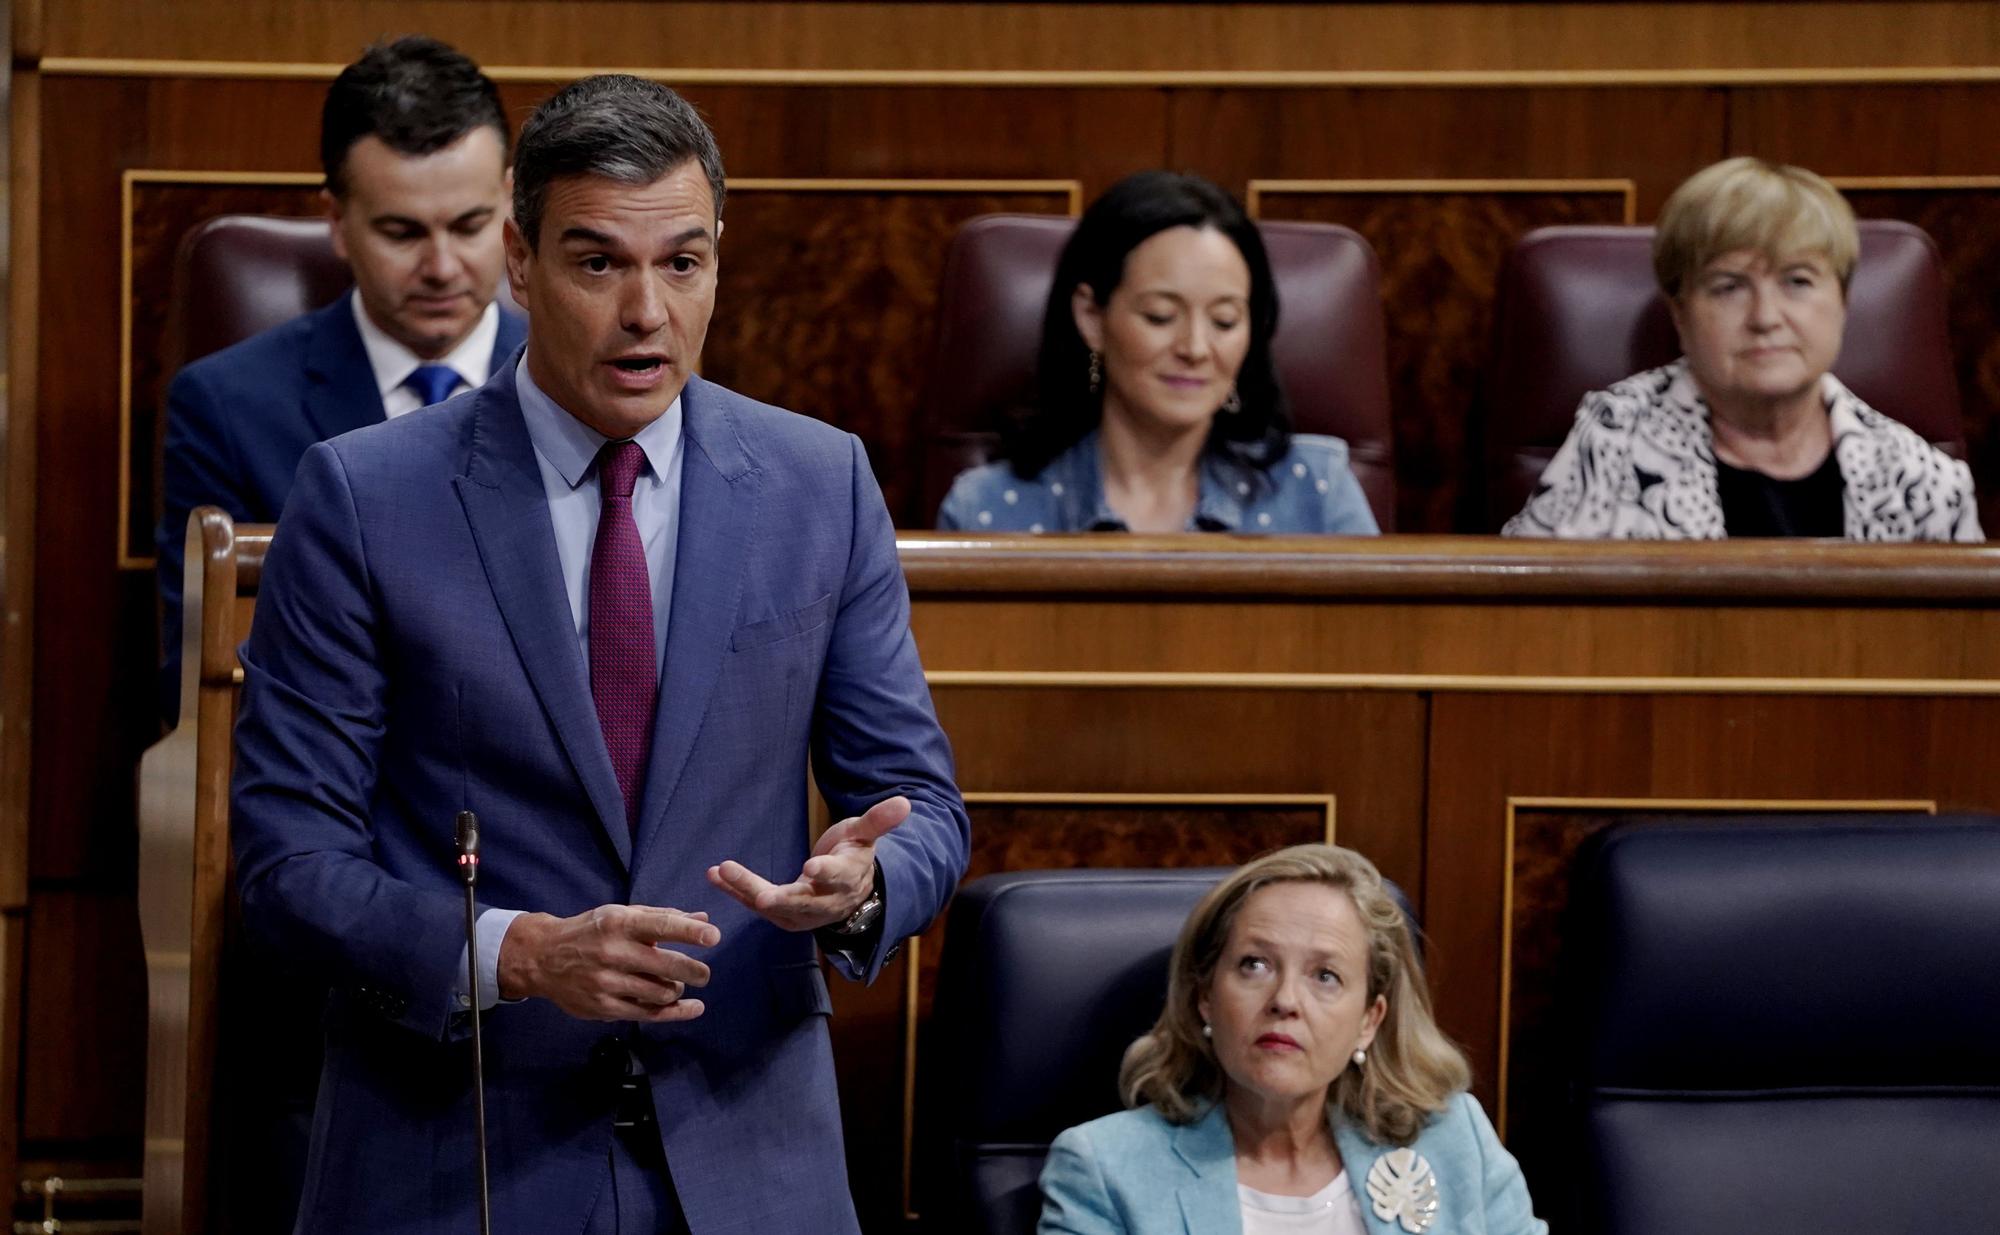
[350,293,501,419]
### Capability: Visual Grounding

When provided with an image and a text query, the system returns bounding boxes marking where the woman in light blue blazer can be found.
[1040,845,1545,1235]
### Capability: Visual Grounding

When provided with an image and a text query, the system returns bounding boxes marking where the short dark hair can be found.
[1005,170,1290,480]
[321,36,509,197]
[512,75,727,250]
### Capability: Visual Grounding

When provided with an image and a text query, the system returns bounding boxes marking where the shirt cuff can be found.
[454,907,525,1012]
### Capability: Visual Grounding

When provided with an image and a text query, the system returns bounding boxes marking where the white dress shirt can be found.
[350,294,500,418]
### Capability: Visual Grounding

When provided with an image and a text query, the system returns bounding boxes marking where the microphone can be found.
[456,811,493,1235]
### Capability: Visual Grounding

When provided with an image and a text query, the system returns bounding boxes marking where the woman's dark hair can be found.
[1004,171,1290,479]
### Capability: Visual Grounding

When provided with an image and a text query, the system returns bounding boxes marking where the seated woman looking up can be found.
[1505,156,1980,540]
[938,171,1379,534]
[1040,844,1544,1235]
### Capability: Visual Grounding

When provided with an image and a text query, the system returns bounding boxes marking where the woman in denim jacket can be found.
[939,172,1378,536]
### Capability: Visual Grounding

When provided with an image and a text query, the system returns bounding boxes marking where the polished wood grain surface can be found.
[133,524,2000,1231]
[33,2,2000,76]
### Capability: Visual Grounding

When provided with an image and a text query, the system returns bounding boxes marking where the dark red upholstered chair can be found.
[1482,220,1964,530]
[919,214,1397,530]
[163,213,523,374]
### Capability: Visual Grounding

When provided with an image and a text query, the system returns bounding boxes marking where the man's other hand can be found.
[496,905,719,1022]
[707,795,909,932]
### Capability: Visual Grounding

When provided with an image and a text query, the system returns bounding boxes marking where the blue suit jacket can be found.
[231,361,970,1234]
[156,290,527,719]
[1039,1096,1546,1235]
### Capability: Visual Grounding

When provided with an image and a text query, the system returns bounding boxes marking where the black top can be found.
[1715,450,1845,538]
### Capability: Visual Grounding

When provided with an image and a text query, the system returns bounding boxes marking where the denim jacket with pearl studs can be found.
[936,430,1380,534]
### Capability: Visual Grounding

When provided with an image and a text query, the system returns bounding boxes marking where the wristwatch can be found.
[832,870,885,937]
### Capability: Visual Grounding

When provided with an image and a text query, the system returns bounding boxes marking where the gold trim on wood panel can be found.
[117,173,1079,569]
[39,58,2000,89]
[1494,795,1937,1139]
[117,169,326,571]
[1248,178,1638,225]
[900,791,1337,1220]
[925,670,2000,696]
[1828,176,2000,191]
[732,177,1083,215]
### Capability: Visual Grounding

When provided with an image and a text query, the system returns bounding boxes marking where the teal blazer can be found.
[1039,1094,1545,1235]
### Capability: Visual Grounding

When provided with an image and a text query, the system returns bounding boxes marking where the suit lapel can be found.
[453,364,631,867]
[632,377,759,861]
[1172,1106,1244,1235]
[302,292,388,442]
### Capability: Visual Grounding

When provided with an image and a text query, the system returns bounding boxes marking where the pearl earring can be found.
[1352,1048,1367,1067]
[1202,1022,1213,1039]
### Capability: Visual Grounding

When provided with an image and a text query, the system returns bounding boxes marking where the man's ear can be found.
[322,187,350,263]
[502,218,532,313]
[1071,284,1105,354]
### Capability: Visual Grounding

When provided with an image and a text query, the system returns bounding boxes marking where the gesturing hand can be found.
[707,795,910,932]
[496,904,719,1022]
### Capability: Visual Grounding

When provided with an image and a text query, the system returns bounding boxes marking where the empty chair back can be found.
[921,214,1397,528]
[1483,220,1963,529]
[1563,815,2000,1235]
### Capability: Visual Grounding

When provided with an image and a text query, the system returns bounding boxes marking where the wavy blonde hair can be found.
[1653,156,1859,300]
[1119,844,1471,1145]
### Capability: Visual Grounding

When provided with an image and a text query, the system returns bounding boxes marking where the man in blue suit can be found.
[231,74,971,1234]
[157,36,525,720]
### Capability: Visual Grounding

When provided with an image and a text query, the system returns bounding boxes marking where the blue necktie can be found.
[404,364,462,407]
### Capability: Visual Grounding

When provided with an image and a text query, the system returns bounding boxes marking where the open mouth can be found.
[610,357,666,374]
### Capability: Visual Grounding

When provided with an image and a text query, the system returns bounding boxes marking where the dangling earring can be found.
[1202,1022,1213,1039]
[1087,350,1103,395]
[1352,1048,1367,1068]
[1222,386,1242,415]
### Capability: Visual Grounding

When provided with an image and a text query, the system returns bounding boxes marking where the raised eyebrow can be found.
[670,225,715,250]
[558,225,618,249]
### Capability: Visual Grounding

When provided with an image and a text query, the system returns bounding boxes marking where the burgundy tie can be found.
[589,441,657,832]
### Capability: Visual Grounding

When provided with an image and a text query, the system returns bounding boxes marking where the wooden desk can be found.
[140,522,2000,1232]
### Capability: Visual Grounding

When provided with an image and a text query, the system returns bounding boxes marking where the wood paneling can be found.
[1255,185,1632,531]
[34,2,2000,76]
[22,890,147,1143]
[706,185,1074,524]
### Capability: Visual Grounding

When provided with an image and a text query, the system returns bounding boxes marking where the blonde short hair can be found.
[1653,156,1859,300]
[1118,844,1471,1146]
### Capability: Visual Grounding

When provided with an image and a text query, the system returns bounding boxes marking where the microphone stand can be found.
[456,810,493,1235]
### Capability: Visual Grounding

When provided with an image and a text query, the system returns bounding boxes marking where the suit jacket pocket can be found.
[767,959,834,1020]
[731,592,834,652]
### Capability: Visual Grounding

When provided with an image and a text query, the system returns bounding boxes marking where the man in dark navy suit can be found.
[156,35,526,720]
[151,36,525,1232]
